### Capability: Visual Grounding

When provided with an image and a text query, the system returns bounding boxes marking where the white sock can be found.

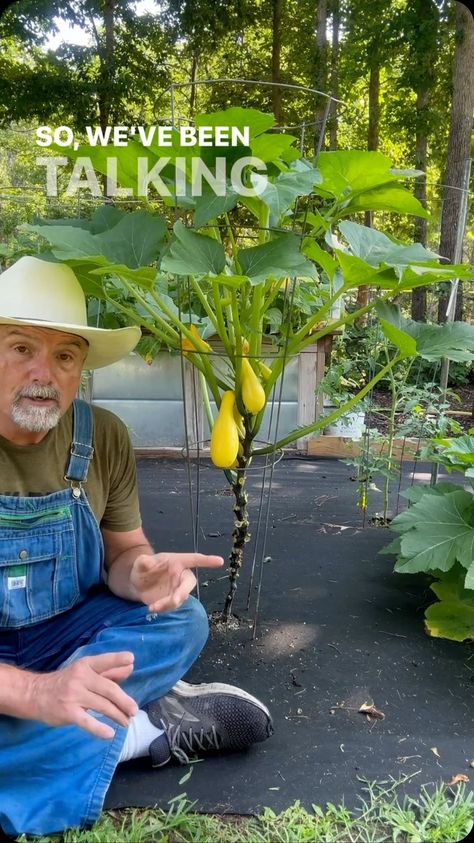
[118,709,164,763]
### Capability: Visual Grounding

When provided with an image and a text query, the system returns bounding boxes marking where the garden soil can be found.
[104,456,474,815]
[369,385,474,435]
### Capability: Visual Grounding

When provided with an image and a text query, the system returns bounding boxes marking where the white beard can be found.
[11,385,61,432]
[11,402,61,432]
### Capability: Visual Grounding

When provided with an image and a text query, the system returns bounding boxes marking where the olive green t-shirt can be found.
[0,404,142,532]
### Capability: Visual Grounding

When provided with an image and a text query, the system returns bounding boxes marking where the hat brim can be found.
[0,316,141,369]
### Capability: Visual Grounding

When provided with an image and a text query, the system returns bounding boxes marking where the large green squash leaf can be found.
[89,264,157,291]
[59,259,110,298]
[99,212,167,267]
[317,150,399,196]
[338,221,438,266]
[89,205,127,233]
[237,233,318,284]
[341,185,429,218]
[379,319,417,357]
[252,162,321,225]
[161,221,226,276]
[250,132,299,163]
[401,482,465,504]
[375,302,474,361]
[302,240,337,280]
[398,263,474,290]
[316,151,428,218]
[193,187,239,228]
[25,210,167,268]
[414,322,474,362]
[425,436,474,484]
[392,489,474,574]
[33,205,126,233]
[425,598,474,641]
[425,573,474,640]
[378,536,402,556]
[25,225,103,260]
[60,139,172,193]
[334,251,398,287]
[390,485,472,534]
[431,436,474,474]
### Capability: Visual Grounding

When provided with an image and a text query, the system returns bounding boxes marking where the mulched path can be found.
[106,457,474,815]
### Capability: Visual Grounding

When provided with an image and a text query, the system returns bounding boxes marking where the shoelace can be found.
[160,719,222,764]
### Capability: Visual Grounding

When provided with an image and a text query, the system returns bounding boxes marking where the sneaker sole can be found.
[173,679,272,720]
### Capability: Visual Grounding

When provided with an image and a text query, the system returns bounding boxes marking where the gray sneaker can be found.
[144,679,274,767]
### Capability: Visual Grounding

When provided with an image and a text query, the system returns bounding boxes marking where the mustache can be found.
[14,385,61,403]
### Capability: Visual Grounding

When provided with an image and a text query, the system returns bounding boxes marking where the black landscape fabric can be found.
[104,456,474,814]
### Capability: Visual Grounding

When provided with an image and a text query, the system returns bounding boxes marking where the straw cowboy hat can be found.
[0,256,141,369]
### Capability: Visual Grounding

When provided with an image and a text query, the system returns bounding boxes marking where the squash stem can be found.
[222,433,252,621]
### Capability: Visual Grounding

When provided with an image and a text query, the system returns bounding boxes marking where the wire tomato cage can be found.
[162,77,344,633]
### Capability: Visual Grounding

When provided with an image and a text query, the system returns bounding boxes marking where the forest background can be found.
[0,0,472,332]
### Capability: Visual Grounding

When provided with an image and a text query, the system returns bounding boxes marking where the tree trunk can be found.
[98,0,116,131]
[411,88,429,321]
[89,0,116,198]
[367,62,380,153]
[438,1,474,323]
[271,0,283,125]
[329,0,340,150]
[356,61,380,321]
[313,0,328,154]
[189,53,198,116]
[409,0,438,322]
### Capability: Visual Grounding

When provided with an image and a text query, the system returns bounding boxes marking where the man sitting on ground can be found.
[0,256,273,838]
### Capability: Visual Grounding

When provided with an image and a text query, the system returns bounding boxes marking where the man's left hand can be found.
[129,552,224,612]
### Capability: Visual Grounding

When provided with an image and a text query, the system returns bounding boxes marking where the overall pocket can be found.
[0,506,79,628]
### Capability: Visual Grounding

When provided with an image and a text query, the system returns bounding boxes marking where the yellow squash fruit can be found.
[241,357,266,414]
[210,390,240,468]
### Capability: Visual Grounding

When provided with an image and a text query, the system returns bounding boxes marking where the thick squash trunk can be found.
[223,460,250,620]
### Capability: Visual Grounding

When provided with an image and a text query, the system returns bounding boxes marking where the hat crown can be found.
[0,256,87,327]
[0,255,141,369]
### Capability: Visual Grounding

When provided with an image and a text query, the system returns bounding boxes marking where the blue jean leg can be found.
[0,592,209,837]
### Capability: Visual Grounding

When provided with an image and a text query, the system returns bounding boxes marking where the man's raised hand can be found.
[130,552,224,613]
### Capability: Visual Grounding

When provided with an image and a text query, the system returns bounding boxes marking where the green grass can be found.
[14,778,474,843]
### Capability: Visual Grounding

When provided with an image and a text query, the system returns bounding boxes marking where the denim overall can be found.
[0,399,208,836]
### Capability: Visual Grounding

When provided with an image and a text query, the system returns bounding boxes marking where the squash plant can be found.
[381,433,474,642]
[24,107,474,620]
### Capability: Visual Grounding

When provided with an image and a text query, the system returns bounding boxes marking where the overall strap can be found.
[64,399,95,483]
